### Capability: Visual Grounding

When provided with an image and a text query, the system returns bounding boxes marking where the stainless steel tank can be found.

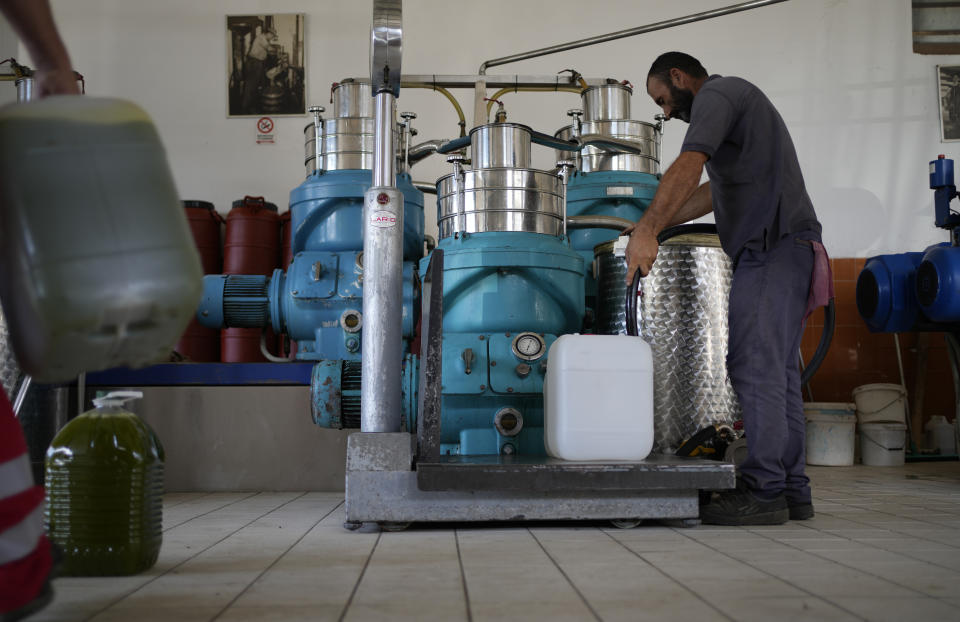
[581,83,632,121]
[436,169,563,238]
[0,310,20,397]
[436,122,564,239]
[554,82,662,175]
[302,80,398,173]
[594,231,741,453]
[555,120,660,174]
[470,123,532,169]
[331,79,373,118]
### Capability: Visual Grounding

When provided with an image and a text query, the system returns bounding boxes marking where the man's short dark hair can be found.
[647,52,708,84]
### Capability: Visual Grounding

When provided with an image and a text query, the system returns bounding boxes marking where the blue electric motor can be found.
[857,155,960,331]
[197,169,423,360]
[857,251,927,333]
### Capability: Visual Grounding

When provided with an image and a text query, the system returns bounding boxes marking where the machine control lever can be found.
[462,348,475,375]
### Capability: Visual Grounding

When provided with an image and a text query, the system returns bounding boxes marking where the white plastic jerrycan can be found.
[0,96,202,381]
[544,334,654,461]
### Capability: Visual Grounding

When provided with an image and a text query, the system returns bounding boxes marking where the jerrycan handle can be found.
[92,390,143,408]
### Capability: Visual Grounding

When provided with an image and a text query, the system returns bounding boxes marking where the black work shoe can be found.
[788,501,815,520]
[701,480,789,526]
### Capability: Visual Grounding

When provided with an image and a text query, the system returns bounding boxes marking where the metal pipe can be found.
[401,82,467,136]
[407,139,446,165]
[413,181,438,195]
[377,75,595,89]
[361,115,405,432]
[485,85,582,121]
[557,161,575,238]
[566,215,635,231]
[362,0,404,434]
[15,77,33,102]
[372,92,396,187]
[446,155,467,237]
[477,0,789,75]
[13,375,31,418]
[577,133,646,155]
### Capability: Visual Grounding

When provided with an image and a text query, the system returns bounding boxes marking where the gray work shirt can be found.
[680,75,821,258]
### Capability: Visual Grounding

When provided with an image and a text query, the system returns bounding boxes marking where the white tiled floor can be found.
[32,462,960,622]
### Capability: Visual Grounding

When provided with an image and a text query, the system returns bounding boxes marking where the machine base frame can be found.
[344,433,735,525]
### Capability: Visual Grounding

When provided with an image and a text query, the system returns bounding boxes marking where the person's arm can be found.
[622,150,708,282]
[0,0,79,96]
[667,181,712,227]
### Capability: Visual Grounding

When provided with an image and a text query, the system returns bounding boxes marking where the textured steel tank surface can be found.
[0,310,19,397]
[595,233,741,452]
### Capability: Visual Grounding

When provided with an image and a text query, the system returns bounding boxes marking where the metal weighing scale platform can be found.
[345,433,735,526]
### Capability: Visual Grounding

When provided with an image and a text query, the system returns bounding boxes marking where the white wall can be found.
[12,0,960,256]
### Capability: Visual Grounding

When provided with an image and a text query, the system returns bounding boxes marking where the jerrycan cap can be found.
[92,390,143,408]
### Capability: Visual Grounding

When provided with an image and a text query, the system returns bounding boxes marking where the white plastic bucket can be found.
[804,403,856,466]
[859,423,906,466]
[852,383,907,424]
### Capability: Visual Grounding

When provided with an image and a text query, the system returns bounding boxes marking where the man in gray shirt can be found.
[625,52,824,525]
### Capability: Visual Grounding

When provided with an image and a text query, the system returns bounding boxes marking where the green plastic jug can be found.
[45,391,164,576]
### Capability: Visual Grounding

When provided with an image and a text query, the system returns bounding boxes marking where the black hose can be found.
[626,268,641,337]
[658,222,718,243]
[529,130,582,152]
[801,298,834,385]
[623,222,834,383]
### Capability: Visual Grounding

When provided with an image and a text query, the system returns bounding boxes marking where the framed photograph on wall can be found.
[939,65,960,142]
[227,14,305,117]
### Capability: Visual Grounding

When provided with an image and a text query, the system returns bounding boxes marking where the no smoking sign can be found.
[256,116,275,144]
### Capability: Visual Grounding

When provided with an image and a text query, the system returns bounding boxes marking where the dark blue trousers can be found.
[728,232,816,503]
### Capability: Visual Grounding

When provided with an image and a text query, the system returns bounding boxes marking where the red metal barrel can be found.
[280,210,293,269]
[183,200,223,273]
[176,200,224,362]
[222,196,280,362]
[222,326,277,363]
[223,196,280,275]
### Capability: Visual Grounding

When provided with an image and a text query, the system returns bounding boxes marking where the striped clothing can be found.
[0,388,52,613]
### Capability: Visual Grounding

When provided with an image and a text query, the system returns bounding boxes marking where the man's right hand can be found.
[623,221,659,285]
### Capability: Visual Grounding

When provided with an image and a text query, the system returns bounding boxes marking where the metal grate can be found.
[341,361,362,428]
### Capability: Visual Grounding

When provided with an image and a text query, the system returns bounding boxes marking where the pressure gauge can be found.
[511,332,546,361]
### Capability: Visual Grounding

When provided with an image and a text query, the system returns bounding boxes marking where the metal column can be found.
[361,0,404,433]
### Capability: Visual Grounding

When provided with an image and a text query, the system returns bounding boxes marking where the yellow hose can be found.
[401,81,467,137]
[485,86,583,121]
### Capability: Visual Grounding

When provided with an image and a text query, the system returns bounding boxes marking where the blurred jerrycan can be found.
[0,96,202,382]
